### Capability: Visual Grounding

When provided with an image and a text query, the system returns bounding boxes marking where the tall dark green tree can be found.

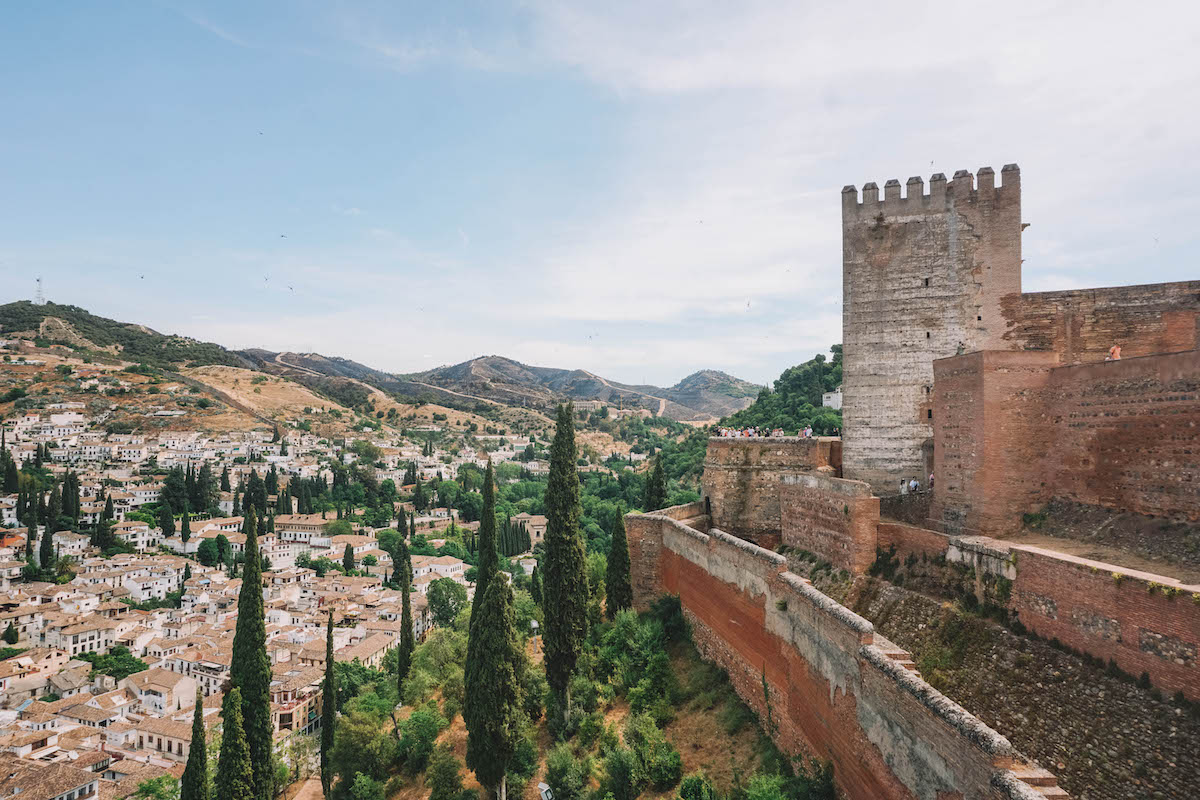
[464,577,524,800]
[196,463,216,512]
[38,519,55,571]
[529,566,542,606]
[342,544,355,573]
[542,404,589,722]
[605,511,632,619]
[45,485,62,533]
[643,457,667,512]
[220,466,232,492]
[320,612,336,799]
[469,461,499,618]
[181,686,209,800]
[158,501,175,539]
[181,507,191,543]
[3,621,18,644]
[397,570,414,700]
[229,507,272,800]
[216,687,254,800]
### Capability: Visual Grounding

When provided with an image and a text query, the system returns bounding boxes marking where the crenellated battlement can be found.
[841,163,1019,217]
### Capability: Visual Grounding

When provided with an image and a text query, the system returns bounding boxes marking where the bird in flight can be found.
[280,234,287,238]
[288,286,294,292]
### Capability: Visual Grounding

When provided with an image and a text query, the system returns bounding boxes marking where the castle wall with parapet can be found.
[626,508,1068,799]
[1003,280,1200,363]
[841,166,1023,493]
[701,437,839,549]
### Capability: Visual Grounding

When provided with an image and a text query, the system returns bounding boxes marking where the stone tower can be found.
[840,165,1023,492]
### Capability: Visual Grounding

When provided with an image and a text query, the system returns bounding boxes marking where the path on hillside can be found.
[273,353,326,377]
[406,380,505,406]
[583,370,668,416]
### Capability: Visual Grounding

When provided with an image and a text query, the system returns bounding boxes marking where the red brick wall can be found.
[1039,351,1200,519]
[872,522,1200,701]
[1003,280,1200,364]
[628,511,1066,799]
[780,473,879,573]
[877,521,949,560]
[931,349,1200,536]
[930,351,1058,535]
[1010,547,1200,700]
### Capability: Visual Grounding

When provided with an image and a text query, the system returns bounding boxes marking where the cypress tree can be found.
[181,507,191,543]
[181,686,208,800]
[342,543,355,574]
[643,457,667,512]
[216,687,254,800]
[46,485,62,534]
[397,569,414,700]
[3,621,17,644]
[39,521,55,571]
[230,507,272,800]
[529,566,542,606]
[320,612,336,799]
[409,513,416,539]
[464,577,523,800]
[233,490,241,516]
[542,404,588,721]
[220,466,231,492]
[605,511,632,619]
[3,454,16,493]
[102,495,114,523]
[184,562,192,583]
[158,501,175,538]
[470,461,499,617]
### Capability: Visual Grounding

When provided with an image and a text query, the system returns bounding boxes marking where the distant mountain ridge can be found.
[405,355,761,421]
[0,302,760,421]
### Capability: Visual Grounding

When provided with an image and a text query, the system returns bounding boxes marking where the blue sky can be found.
[2,2,1197,387]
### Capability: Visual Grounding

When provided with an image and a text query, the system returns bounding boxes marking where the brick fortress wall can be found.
[627,506,1067,799]
[701,437,839,550]
[931,349,1200,536]
[779,472,879,574]
[1003,280,1200,363]
[878,522,1200,701]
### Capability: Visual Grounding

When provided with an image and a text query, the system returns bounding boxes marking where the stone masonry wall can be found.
[1039,349,1200,520]
[780,472,880,574]
[931,349,1200,536]
[701,437,837,549]
[878,522,1200,701]
[841,166,1022,493]
[627,509,1067,800]
[929,351,1057,536]
[1002,280,1200,363]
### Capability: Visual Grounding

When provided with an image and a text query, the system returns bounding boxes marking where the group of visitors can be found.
[716,426,787,438]
[715,425,840,438]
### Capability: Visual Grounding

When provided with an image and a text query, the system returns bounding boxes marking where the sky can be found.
[2,2,1198,387]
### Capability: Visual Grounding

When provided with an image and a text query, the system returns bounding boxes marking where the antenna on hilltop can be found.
[35,277,44,305]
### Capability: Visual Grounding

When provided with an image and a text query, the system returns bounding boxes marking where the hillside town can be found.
[0,400,540,800]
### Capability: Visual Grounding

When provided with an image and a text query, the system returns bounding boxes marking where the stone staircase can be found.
[1008,764,1069,798]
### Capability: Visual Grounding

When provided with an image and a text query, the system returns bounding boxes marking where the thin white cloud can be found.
[175,9,253,48]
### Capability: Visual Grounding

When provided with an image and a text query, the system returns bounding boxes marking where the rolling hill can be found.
[405,355,762,421]
[0,302,760,423]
